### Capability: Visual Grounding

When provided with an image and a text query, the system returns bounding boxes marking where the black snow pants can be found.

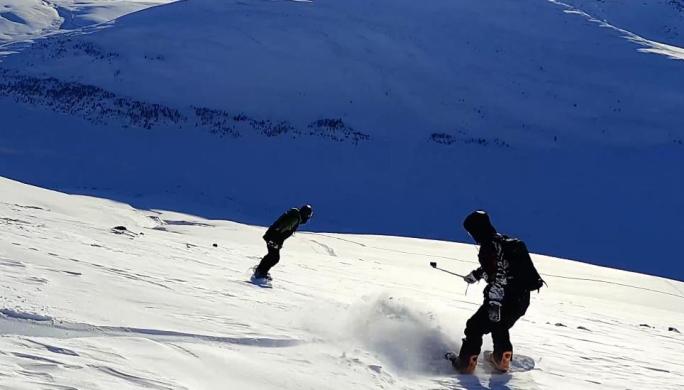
[254,243,281,277]
[459,292,530,359]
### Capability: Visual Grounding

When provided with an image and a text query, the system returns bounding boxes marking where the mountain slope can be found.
[0,176,683,389]
[559,0,684,47]
[2,0,683,145]
[0,0,174,43]
[1,0,683,279]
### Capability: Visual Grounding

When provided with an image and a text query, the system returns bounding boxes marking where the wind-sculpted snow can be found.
[0,0,176,44]
[0,0,60,43]
[0,177,682,389]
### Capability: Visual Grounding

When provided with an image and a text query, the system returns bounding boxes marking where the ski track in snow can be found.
[0,178,682,389]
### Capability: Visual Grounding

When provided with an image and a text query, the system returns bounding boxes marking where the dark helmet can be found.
[299,204,313,223]
[463,210,496,243]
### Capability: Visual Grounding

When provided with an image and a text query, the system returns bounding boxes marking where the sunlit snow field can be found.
[2,0,684,278]
[0,0,174,43]
[0,177,682,389]
[1,1,684,387]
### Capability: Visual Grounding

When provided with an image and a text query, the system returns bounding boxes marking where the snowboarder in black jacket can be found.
[454,210,542,373]
[252,205,313,281]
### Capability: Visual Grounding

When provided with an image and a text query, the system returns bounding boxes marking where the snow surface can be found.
[1,0,683,280]
[3,0,684,145]
[560,0,684,48]
[0,0,174,43]
[0,177,683,389]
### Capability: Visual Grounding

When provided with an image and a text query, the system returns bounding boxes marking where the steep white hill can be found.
[0,176,682,389]
[0,0,174,43]
[2,0,684,145]
[0,0,683,279]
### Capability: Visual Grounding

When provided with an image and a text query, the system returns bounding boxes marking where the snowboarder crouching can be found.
[252,204,313,282]
[455,210,543,373]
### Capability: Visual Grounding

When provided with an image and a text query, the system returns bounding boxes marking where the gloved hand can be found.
[488,301,502,323]
[463,271,479,284]
[266,241,280,250]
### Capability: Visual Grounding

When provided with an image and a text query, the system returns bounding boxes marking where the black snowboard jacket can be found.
[263,208,303,246]
[471,234,530,307]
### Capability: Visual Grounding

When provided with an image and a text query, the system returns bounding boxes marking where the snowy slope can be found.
[1,0,683,279]
[560,0,684,47]
[0,177,683,390]
[2,0,684,145]
[0,0,174,43]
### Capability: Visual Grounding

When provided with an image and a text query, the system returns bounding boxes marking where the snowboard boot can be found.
[251,269,270,282]
[489,351,512,372]
[251,265,271,280]
[445,352,478,374]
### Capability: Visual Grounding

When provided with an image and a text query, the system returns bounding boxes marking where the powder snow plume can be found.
[344,294,461,375]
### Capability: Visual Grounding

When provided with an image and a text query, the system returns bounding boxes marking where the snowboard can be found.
[445,351,535,374]
[247,275,272,288]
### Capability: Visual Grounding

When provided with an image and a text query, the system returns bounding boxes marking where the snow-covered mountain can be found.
[0,0,174,43]
[1,0,683,279]
[3,0,684,144]
[560,0,684,48]
[0,176,682,389]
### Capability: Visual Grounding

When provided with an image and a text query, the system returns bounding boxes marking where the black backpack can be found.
[502,237,545,292]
